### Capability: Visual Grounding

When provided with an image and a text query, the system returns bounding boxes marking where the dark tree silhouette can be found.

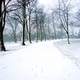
[0,0,6,51]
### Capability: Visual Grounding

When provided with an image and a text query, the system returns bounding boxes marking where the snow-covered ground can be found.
[54,39,80,69]
[0,40,80,80]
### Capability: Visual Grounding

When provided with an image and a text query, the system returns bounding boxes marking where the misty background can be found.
[1,0,80,50]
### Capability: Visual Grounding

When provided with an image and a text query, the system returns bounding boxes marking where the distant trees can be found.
[7,16,18,42]
[27,0,34,43]
[1,0,80,51]
[51,10,57,39]
[31,5,46,41]
[7,0,37,44]
[38,8,45,41]
[34,6,39,41]
[74,9,80,38]
[46,15,51,39]
[75,9,80,27]
[16,0,37,44]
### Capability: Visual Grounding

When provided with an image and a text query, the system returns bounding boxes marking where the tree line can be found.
[0,0,80,51]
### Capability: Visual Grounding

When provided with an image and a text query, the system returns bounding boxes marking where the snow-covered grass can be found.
[53,39,80,80]
[0,40,80,80]
[54,39,80,68]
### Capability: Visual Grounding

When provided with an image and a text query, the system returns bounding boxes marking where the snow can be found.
[0,40,80,80]
[54,39,80,68]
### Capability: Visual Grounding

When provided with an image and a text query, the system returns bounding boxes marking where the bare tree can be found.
[27,2,32,43]
[58,0,71,44]
[0,0,11,51]
[27,0,37,43]
[0,0,21,51]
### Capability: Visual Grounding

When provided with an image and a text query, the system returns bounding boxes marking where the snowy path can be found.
[0,41,80,80]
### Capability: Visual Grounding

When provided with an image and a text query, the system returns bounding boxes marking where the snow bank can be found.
[0,40,80,80]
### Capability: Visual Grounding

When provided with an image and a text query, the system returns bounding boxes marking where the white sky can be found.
[38,0,80,10]
[38,0,58,9]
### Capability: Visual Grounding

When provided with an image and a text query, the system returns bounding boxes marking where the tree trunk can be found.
[26,18,29,41]
[22,0,26,45]
[47,21,50,40]
[29,32,32,43]
[66,9,70,44]
[28,15,32,43]
[13,32,17,43]
[40,22,42,41]
[35,13,38,42]
[53,20,56,39]
[22,18,25,45]
[67,32,70,44]
[0,29,6,51]
[36,25,38,42]
[43,24,46,41]
[0,0,6,51]
[28,11,32,43]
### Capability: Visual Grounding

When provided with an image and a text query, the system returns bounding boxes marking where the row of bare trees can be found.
[0,0,36,51]
[0,0,47,51]
[1,0,80,51]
